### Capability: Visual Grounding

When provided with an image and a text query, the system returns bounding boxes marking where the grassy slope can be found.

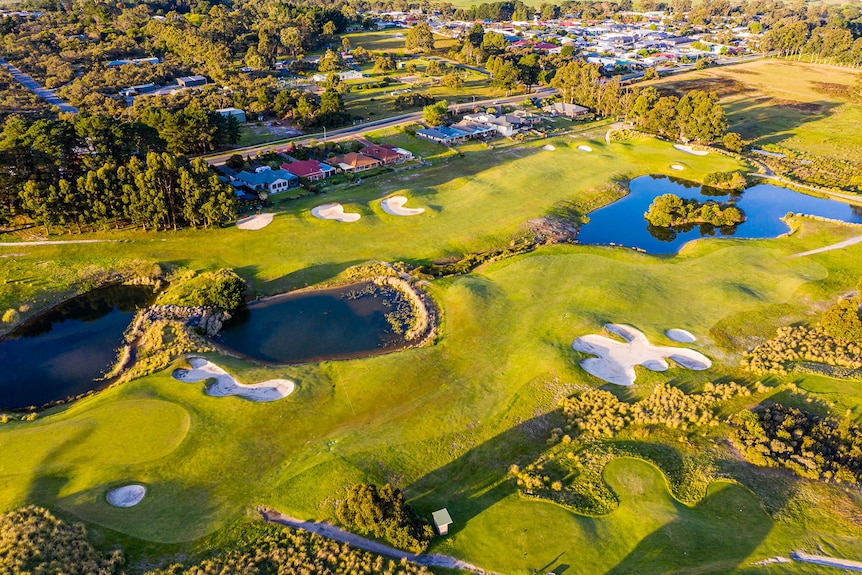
[651,59,862,165]
[3,129,862,571]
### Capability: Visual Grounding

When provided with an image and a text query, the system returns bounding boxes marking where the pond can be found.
[577,176,862,254]
[216,282,414,364]
[0,284,157,410]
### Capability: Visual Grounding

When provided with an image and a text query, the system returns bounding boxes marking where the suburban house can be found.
[450,120,496,139]
[279,159,336,181]
[416,126,470,145]
[543,102,590,118]
[107,57,159,67]
[176,75,208,87]
[383,145,414,160]
[233,169,299,194]
[119,83,157,97]
[330,152,382,173]
[358,144,405,165]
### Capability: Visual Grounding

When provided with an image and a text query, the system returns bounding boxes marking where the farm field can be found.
[2,127,862,573]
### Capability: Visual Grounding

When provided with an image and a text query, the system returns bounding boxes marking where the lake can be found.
[0,284,157,410]
[216,282,413,364]
[577,176,862,254]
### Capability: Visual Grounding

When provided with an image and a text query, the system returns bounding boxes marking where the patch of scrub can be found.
[237,213,273,230]
[670,164,685,171]
[673,144,708,156]
[107,484,146,508]
[666,328,696,343]
[577,145,593,152]
[311,203,361,222]
[542,144,556,151]
[173,357,295,401]
[381,196,425,217]
[572,323,711,386]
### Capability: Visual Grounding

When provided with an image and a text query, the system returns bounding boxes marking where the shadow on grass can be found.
[406,410,564,536]
[724,98,841,143]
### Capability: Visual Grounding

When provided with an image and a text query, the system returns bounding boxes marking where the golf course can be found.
[2,62,862,573]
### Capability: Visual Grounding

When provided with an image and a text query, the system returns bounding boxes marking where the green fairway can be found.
[2,129,862,572]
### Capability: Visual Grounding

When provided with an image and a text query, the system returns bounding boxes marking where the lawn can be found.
[2,131,862,572]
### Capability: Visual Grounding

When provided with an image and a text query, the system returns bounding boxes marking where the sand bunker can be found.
[670,164,685,171]
[381,195,425,217]
[673,144,708,156]
[237,213,274,230]
[573,324,711,386]
[666,328,696,343]
[577,145,593,152]
[542,144,556,151]
[107,484,146,508]
[312,203,361,222]
[173,357,295,401]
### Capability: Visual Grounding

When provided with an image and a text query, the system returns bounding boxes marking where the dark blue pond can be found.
[217,282,411,364]
[0,285,157,410]
[578,176,862,254]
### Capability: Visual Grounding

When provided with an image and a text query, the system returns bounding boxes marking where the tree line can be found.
[0,114,236,231]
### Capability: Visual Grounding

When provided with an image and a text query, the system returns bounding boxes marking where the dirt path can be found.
[792,235,862,258]
[792,551,862,571]
[260,508,493,574]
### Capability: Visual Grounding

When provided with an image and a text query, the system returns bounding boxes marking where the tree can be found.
[318,49,344,72]
[723,132,744,152]
[677,89,726,143]
[822,298,862,342]
[336,484,435,553]
[643,67,659,80]
[425,59,444,76]
[372,55,395,73]
[405,22,434,52]
[483,31,508,54]
[440,71,464,88]
[280,27,302,57]
[423,100,449,125]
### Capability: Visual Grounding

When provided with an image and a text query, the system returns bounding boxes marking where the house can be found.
[279,159,336,181]
[119,83,157,97]
[416,126,470,145]
[217,107,247,123]
[107,57,159,67]
[359,144,405,165]
[533,41,562,53]
[176,75,208,87]
[450,120,496,139]
[485,114,526,137]
[234,169,299,194]
[432,509,453,535]
[380,144,414,161]
[543,102,590,118]
[330,152,382,173]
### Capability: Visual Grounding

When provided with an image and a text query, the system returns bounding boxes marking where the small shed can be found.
[432,508,453,535]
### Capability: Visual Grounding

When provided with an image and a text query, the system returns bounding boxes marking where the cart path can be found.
[792,551,862,571]
[260,508,493,574]
[0,239,119,246]
[792,235,862,257]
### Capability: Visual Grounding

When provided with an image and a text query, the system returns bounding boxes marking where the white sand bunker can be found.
[173,357,295,401]
[312,203,361,222]
[670,164,685,171]
[107,484,146,508]
[666,328,696,343]
[542,144,556,151]
[577,145,593,152]
[572,324,711,386]
[674,144,708,156]
[381,195,425,216]
[237,213,274,230]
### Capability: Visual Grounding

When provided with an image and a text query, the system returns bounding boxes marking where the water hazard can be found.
[578,176,862,254]
[0,284,157,410]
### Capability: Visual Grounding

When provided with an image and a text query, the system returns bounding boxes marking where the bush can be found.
[821,297,862,342]
[644,193,745,228]
[336,483,435,553]
[0,506,123,574]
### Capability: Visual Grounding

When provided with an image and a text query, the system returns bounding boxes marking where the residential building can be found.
[279,159,336,181]
[543,102,590,118]
[330,152,382,173]
[234,169,299,194]
[311,70,363,82]
[358,144,405,165]
[176,75,208,87]
[217,107,247,123]
[415,126,470,145]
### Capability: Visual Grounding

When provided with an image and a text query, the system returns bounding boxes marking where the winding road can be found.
[260,508,494,574]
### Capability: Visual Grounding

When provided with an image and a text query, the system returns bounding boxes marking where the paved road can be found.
[201,87,556,166]
[0,56,78,113]
[262,508,494,574]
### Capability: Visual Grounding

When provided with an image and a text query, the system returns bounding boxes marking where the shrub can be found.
[1,308,19,323]
[821,297,862,342]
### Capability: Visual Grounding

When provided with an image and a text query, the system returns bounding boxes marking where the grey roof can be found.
[432,508,452,526]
